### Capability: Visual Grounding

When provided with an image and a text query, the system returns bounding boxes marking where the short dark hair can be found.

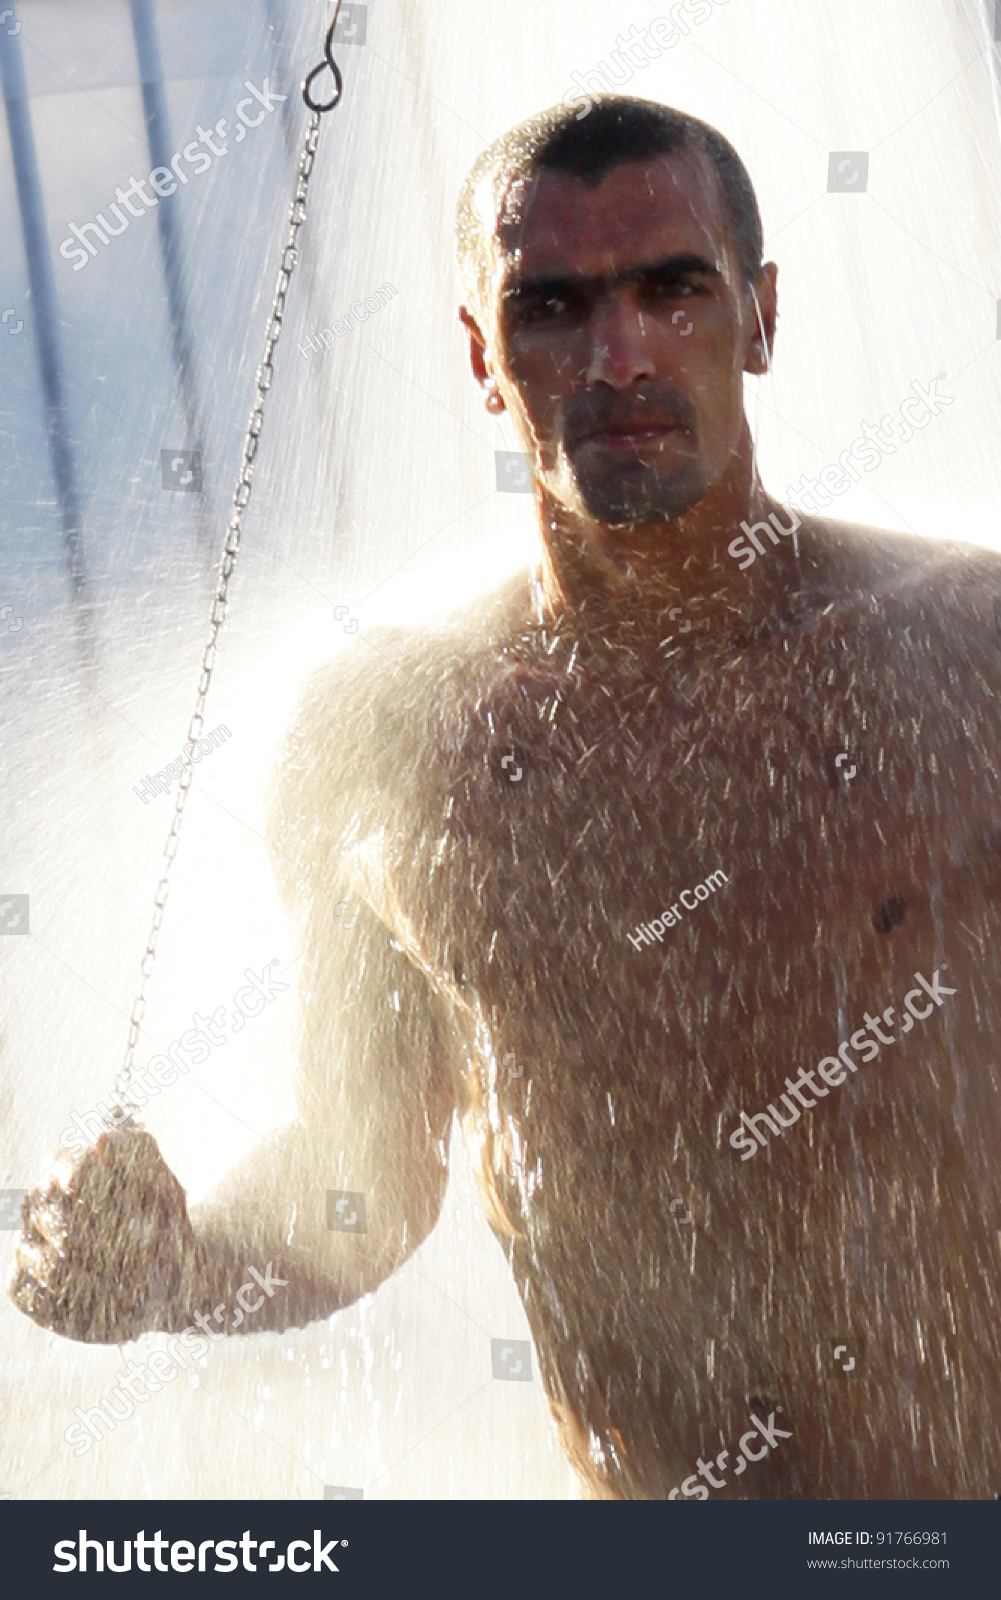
[456,96,764,325]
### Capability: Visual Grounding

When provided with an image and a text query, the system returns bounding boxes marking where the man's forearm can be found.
[150,1100,447,1341]
[154,1221,349,1339]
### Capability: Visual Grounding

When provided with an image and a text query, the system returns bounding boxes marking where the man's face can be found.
[486,150,768,530]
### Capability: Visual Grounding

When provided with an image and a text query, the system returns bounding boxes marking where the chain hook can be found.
[303,3,345,115]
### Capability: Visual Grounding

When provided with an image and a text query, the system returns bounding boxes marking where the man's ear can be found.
[458,305,504,409]
[744,262,778,376]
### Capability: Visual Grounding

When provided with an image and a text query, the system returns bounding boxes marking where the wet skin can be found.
[375,536,1001,1500]
[11,145,1001,1499]
[437,149,1001,1496]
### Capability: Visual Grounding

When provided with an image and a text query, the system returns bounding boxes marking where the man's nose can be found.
[585,288,656,388]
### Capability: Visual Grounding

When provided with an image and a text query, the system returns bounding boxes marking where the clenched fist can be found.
[7,1123,194,1344]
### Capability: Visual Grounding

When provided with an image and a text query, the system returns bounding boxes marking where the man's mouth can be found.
[577,423,686,451]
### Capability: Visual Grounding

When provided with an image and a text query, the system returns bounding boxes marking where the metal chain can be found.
[116,16,345,1112]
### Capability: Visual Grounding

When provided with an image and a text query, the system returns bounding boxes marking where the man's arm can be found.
[8,896,457,1343]
[169,898,459,1335]
[9,652,459,1342]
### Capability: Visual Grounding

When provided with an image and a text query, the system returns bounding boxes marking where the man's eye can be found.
[646,278,698,301]
[519,293,577,324]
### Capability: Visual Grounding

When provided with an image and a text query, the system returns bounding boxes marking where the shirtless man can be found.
[10,97,1001,1500]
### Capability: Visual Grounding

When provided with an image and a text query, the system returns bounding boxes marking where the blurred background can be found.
[0,0,998,1500]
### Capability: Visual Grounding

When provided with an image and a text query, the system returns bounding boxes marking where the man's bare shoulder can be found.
[796,512,1001,652]
[292,572,532,736]
[267,574,534,862]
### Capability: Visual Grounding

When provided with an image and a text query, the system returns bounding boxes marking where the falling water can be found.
[1,0,1000,1502]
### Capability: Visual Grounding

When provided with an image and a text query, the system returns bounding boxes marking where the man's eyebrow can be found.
[501,253,722,301]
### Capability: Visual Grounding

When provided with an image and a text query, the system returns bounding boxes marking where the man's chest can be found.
[375,620,1001,1492]
[399,631,1001,1231]
[430,641,1001,1017]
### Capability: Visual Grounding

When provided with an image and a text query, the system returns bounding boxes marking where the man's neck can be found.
[535,474,811,647]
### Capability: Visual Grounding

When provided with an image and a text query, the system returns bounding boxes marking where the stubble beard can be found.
[570,453,711,530]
